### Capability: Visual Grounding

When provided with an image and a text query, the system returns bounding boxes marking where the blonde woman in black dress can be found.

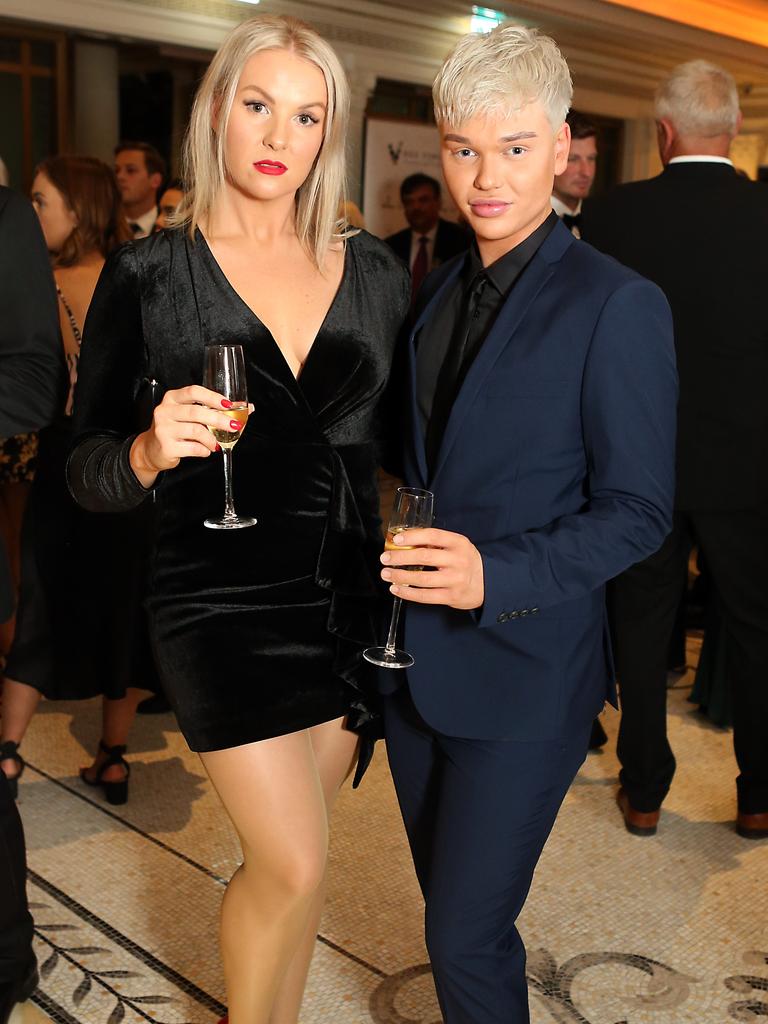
[68,15,409,1024]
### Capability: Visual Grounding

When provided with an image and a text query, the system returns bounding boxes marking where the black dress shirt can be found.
[416,211,558,469]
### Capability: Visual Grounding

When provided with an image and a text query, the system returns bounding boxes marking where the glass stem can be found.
[384,596,403,656]
[222,448,236,519]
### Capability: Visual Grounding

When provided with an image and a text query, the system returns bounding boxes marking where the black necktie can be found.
[561,212,581,233]
[411,235,429,300]
[425,272,488,474]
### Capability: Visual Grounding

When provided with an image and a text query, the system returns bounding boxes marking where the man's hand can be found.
[380,527,484,610]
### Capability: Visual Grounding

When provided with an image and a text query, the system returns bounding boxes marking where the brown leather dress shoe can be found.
[616,788,660,836]
[736,811,768,839]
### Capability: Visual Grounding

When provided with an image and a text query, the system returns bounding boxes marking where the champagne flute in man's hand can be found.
[364,486,434,668]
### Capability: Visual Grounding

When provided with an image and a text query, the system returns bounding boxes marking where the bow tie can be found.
[561,212,581,232]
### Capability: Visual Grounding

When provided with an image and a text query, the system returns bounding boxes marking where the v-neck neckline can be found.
[195,228,350,385]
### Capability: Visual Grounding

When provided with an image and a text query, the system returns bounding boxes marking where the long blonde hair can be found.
[175,14,352,267]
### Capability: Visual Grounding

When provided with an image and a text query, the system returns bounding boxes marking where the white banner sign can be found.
[362,118,459,239]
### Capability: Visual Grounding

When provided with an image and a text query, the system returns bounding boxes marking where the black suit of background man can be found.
[385,216,470,269]
[0,186,65,1021]
[384,173,469,297]
[582,155,768,834]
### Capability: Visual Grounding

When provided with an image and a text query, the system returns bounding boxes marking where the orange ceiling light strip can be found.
[601,0,768,47]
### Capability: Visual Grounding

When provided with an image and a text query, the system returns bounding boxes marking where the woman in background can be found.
[0,156,156,805]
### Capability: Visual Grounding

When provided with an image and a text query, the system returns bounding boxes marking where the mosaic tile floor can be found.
[10,632,768,1024]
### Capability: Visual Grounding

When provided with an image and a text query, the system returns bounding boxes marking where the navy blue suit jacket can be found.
[393,220,677,742]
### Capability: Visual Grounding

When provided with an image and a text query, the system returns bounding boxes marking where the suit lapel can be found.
[406,259,465,484]
[429,224,573,484]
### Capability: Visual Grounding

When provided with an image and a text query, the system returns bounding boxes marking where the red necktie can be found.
[411,235,429,299]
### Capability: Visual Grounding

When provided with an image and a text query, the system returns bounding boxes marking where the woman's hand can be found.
[129,385,245,488]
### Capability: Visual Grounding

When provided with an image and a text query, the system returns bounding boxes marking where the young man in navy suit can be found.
[379,25,677,1024]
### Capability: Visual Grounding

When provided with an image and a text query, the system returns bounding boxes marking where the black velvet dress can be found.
[67,228,410,769]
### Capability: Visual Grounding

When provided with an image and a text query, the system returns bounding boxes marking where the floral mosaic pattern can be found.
[27,876,224,1024]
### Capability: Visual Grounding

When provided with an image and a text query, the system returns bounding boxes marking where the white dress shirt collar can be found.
[667,156,734,167]
[550,195,582,219]
[131,206,158,239]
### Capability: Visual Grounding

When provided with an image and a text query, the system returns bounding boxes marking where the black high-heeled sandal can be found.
[0,740,25,800]
[79,740,130,805]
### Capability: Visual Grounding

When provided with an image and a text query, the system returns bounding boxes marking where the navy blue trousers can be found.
[385,685,589,1024]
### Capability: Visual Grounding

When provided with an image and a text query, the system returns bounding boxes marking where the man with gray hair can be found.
[583,61,768,840]
[380,23,676,1023]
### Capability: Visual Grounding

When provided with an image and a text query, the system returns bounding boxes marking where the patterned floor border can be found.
[28,858,768,1024]
[22,721,768,1023]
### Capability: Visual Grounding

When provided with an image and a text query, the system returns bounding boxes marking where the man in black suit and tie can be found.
[582,60,768,840]
[384,173,469,298]
[114,141,166,239]
[551,111,597,238]
[0,186,64,1022]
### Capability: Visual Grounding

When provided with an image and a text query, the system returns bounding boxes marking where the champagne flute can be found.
[203,344,257,530]
[364,486,434,669]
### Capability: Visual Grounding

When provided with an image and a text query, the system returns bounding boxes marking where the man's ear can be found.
[656,118,675,164]
[553,121,571,176]
[149,172,164,192]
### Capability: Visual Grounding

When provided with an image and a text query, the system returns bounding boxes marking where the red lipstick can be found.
[254,161,287,175]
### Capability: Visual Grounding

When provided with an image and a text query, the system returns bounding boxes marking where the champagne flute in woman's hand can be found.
[364,486,434,668]
[203,344,257,530]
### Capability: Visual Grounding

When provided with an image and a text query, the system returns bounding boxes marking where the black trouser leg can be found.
[692,508,768,813]
[0,772,34,989]
[611,514,689,811]
[667,591,687,670]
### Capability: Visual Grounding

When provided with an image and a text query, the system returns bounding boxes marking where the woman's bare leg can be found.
[268,718,359,1024]
[81,687,146,784]
[199,720,356,1024]
[0,677,41,781]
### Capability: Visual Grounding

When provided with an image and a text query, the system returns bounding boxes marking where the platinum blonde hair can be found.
[175,14,351,267]
[433,24,572,131]
[655,60,740,138]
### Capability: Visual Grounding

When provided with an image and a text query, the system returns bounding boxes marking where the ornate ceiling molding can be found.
[4,0,768,124]
[600,0,768,48]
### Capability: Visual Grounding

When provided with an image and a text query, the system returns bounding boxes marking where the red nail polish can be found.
[221,399,233,409]
[215,443,221,452]
[230,419,243,430]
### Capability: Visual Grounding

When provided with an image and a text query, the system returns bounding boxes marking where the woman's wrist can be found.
[129,433,161,489]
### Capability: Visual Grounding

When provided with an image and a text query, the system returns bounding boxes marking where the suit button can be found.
[532,607,540,615]
[510,610,520,619]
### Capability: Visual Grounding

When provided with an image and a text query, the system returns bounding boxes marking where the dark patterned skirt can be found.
[0,433,38,484]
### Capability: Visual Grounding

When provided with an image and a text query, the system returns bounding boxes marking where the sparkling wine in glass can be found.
[203,344,257,530]
[364,486,434,669]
